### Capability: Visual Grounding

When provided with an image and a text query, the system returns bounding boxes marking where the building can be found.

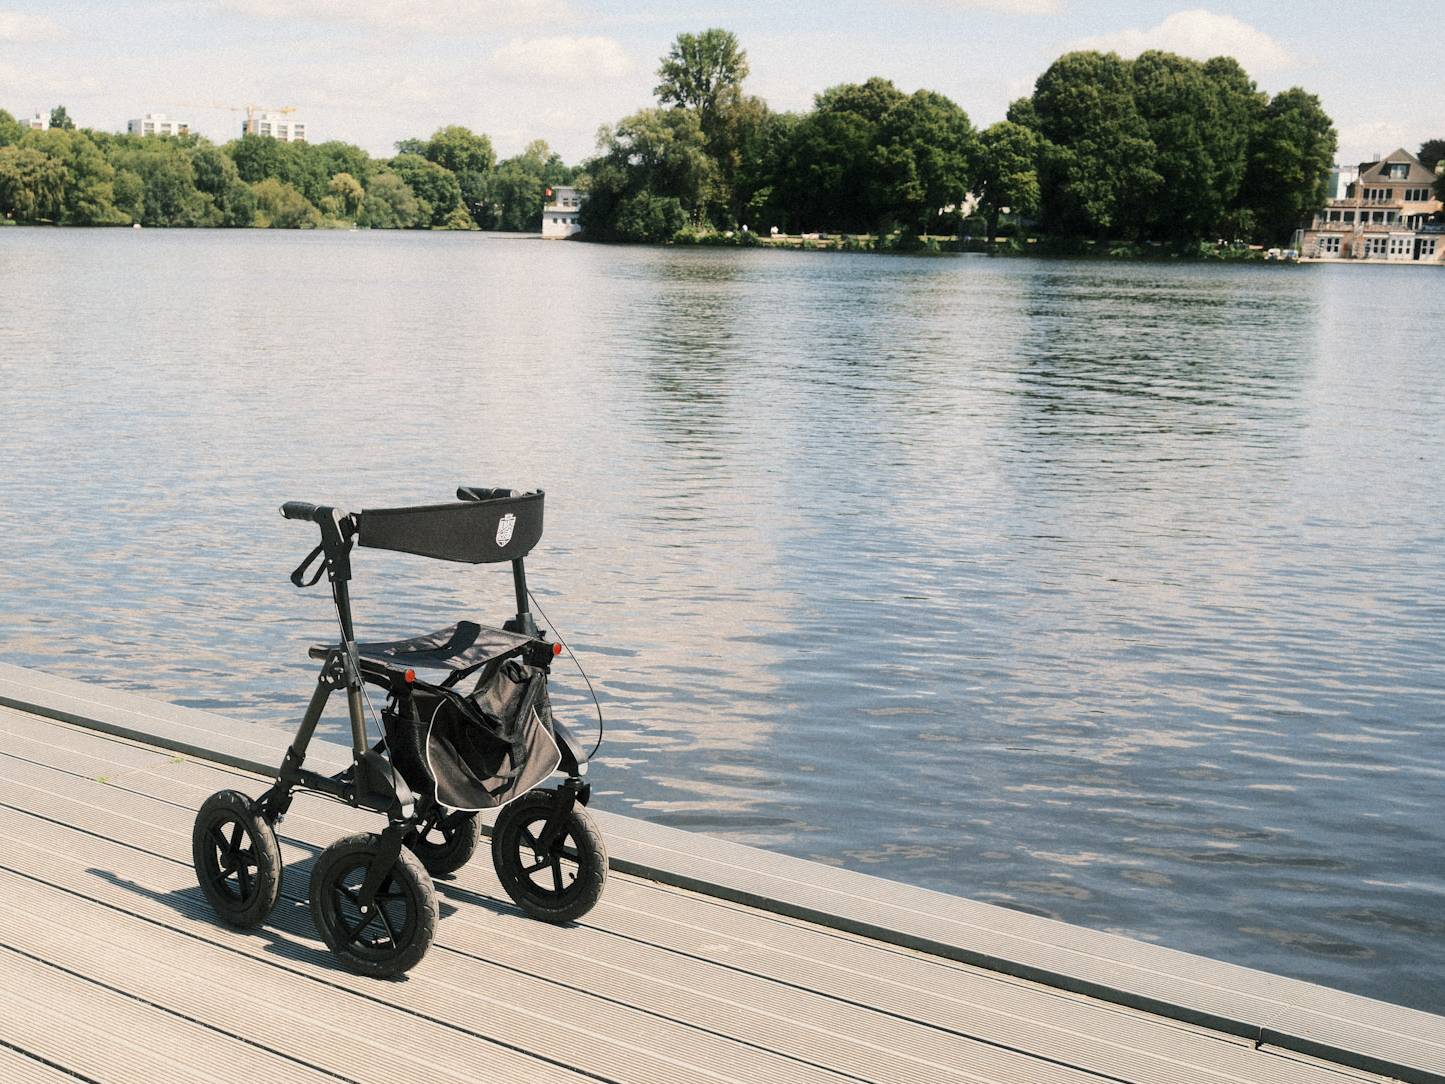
[1296,148,1443,264]
[542,185,584,238]
[127,113,189,137]
[241,110,306,143]
[22,111,48,131]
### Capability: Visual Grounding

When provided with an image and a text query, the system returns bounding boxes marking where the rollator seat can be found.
[309,620,533,679]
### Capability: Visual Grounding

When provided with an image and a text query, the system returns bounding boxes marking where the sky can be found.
[0,1,1439,168]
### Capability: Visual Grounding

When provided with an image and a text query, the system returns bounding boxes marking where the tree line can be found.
[4,34,1440,244]
[0,107,576,230]
[579,29,1360,247]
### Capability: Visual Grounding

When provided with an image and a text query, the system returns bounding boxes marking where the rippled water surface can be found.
[2,228,1442,1011]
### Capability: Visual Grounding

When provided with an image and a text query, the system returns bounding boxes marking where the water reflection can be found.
[1,231,1443,1012]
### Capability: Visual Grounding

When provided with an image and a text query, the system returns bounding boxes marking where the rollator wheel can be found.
[491,789,607,924]
[310,833,438,978]
[192,789,282,929]
[405,810,481,877]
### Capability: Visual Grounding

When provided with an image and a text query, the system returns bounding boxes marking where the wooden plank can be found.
[0,1045,85,1084]
[2,672,1440,1084]
[0,946,339,1084]
[0,801,871,1084]
[0,868,591,1084]
[0,733,1399,1084]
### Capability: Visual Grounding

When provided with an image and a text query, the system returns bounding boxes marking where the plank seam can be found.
[0,942,361,1084]
[0,1037,100,1084]
[0,854,622,1084]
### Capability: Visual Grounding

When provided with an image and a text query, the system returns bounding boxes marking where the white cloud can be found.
[491,36,634,83]
[1065,9,1295,73]
[218,0,563,33]
[0,11,61,42]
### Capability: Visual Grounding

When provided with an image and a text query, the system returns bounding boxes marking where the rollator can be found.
[191,487,606,976]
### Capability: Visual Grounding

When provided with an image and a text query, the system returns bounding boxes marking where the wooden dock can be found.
[0,662,1441,1084]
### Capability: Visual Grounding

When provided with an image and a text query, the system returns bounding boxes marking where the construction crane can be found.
[169,102,299,137]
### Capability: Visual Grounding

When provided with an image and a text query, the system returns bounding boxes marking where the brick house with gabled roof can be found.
[1296,148,1443,263]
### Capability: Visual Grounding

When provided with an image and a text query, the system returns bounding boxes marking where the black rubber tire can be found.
[405,810,481,877]
[192,789,282,929]
[310,833,438,978]
[491,789,607,924]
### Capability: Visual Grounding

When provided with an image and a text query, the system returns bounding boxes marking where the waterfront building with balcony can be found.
[127,113,189,137]
[1296,148,1443,263]
[542,184,585,238]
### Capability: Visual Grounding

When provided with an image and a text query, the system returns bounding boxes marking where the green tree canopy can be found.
[1032,50,1160,238]
[0,109,22,147]
[389,152,463,226]
[358,170,423,229]
[415,126,495,224]
[0,145,66,221]
[48,105,75,131]
[22,127,121,224]
[655,28,749,139]
[251,177,319,228]
[492,139,573,231]
[874,89,975,232]
[1240,87,1336,243]
[1418,138,1445,173]
[973,120,1041,237]
[582,107,717,241]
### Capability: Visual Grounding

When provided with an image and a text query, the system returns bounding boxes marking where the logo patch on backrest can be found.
[496,513,516,547]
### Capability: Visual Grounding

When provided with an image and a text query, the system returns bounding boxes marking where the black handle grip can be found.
[457,486,520,502]
[280,501,319,521]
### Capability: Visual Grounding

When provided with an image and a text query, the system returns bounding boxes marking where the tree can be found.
[327,171,364,217]
[251,178,320,228]
[49,105,75,131]
[492,139,572,231]
[873,89,975,233]
[1240,87,1336,244]
[973,121,1041,239]
[773,78,909,232]
[1005,96,1039,130]
[581,107,717,240]
[1130,51,1230,241]
[1202,56,1266,228]
[0,109,22,147]
[358,170,423,229]
[815,77,907,125]
[774,108,875,232]
[1418,139,1445,173]
[24,127,121,224]
[655,28,749,141]
[111,169,144,223]
[1032,51,1160,238]
[416,126,494,225]
[0,145,66,221]
[389,152,463,226]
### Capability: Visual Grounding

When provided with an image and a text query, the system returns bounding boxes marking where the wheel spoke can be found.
[521,857,551,876]
[374,900,398,944]
[207,826,231,858]
[227,822,244,854]
[551,859,564,895]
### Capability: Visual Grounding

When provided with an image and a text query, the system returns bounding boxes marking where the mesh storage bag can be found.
[383,661,560,812]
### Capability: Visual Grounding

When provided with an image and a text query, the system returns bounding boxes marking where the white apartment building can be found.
[241,111,306,143]
[127,113,189,137]
[542,184,584,238]
[22,111,48,131]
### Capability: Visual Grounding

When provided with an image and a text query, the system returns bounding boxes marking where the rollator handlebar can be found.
[280,501,320,522]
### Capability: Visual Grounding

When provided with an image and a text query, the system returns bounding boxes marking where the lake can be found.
[1,227,1442,1012]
